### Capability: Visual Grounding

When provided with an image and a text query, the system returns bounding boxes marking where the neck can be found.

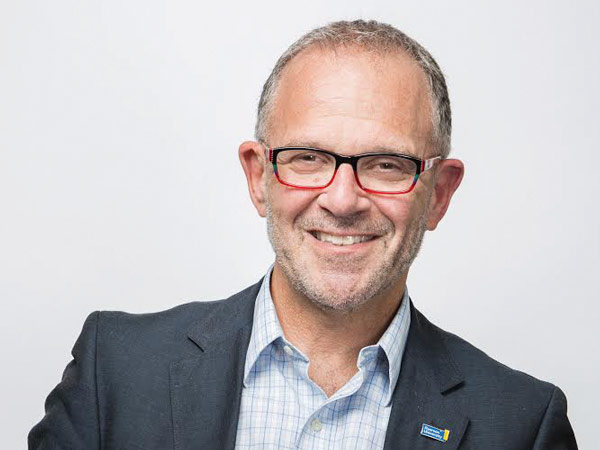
[269,263,407,362]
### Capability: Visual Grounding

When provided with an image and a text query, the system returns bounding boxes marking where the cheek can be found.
[374,197,415,232]
[375,196,423,240]
[268,185,319,226]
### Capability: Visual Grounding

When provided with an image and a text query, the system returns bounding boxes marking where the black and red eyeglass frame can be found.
[266,146,442,195]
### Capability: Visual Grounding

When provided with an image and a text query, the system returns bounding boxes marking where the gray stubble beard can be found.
[265,196,430,313]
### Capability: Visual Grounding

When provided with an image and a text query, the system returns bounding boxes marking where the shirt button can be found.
[311,418,323,432]
[283,345,294,356]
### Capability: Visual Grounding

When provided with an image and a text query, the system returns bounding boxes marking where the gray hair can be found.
[255,19,452,158]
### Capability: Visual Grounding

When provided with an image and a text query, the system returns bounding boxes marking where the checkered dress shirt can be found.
[234,267,411,449]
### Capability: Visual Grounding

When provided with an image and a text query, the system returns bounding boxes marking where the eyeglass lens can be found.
[275,149,418,193]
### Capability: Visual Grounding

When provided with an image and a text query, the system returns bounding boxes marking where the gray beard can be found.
[266,200,429,312]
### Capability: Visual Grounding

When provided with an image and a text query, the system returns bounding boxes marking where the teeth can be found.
[314,231,373,246]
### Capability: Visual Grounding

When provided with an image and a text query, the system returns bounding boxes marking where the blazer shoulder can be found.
[418,314,577,447]
[93,279,262,356]
[425,314,557,403]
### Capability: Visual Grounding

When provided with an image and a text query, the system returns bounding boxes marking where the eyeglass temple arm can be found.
[263,145,273,161]
[423,156,442,171]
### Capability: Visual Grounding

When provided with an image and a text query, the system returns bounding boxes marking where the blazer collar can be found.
[186,281,260,352]
[384,300,469,450]
[170,280,262,450]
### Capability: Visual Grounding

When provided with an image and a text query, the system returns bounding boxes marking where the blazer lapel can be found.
[384,302,470,450]
[170,282,260,450]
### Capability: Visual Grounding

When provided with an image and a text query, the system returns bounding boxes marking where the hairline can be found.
[255,24,451,158]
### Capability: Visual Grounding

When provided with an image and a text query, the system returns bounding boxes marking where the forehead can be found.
[269,46,434,154]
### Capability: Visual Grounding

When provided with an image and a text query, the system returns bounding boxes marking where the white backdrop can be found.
[1,1,598,448]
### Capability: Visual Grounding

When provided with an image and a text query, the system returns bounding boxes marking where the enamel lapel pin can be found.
[420,423,450,443]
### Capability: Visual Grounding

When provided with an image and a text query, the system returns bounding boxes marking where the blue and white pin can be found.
[420,423,450,442]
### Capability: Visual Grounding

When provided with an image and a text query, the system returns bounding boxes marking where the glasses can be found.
[266,146,441,194]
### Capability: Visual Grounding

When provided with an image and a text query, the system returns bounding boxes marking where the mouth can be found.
[309,230,377,246]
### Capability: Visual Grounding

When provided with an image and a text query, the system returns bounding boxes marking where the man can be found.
[30,20,577,449]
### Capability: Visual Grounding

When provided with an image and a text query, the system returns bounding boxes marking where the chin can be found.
[305,291,364,312]
[295,271,387,312]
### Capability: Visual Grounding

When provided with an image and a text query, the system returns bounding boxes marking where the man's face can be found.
[263,47,438,311]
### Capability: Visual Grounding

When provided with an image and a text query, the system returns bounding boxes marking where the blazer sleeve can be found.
[532,385,578,450]
[28,312,101,450]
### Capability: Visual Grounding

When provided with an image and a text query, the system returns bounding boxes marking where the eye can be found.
[295,153,319,162]
[364,158,405,172]
[359,155,416,182]
[285,150,330,166]
[376,161,399,170]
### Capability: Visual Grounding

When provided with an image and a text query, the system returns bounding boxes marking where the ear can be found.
[239,140,268,217]
[426,159,464,230]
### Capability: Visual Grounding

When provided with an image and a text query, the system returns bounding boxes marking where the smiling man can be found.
[238,37,460,405]
[30,20,577,450]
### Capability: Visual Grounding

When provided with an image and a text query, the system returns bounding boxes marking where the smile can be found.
[310,231,376,246]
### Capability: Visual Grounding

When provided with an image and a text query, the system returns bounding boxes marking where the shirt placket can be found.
[294,349,380,449]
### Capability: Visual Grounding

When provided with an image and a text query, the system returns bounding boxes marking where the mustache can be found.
[297,212,394,235]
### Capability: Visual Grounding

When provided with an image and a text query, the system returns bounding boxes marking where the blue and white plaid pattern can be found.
[235,267,411,449]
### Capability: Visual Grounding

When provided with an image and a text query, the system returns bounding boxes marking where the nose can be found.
[316,163,371,216]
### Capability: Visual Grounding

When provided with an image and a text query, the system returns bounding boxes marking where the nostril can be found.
[317,175,371,216]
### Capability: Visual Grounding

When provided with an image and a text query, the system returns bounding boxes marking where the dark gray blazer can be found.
[29,281,577,449]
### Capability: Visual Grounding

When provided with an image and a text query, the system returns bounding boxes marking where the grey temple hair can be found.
[254,19,452,158]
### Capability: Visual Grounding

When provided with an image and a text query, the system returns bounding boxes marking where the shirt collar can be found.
[243,265,283,387]
[243,265,411,403]
[377,287,411,405]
